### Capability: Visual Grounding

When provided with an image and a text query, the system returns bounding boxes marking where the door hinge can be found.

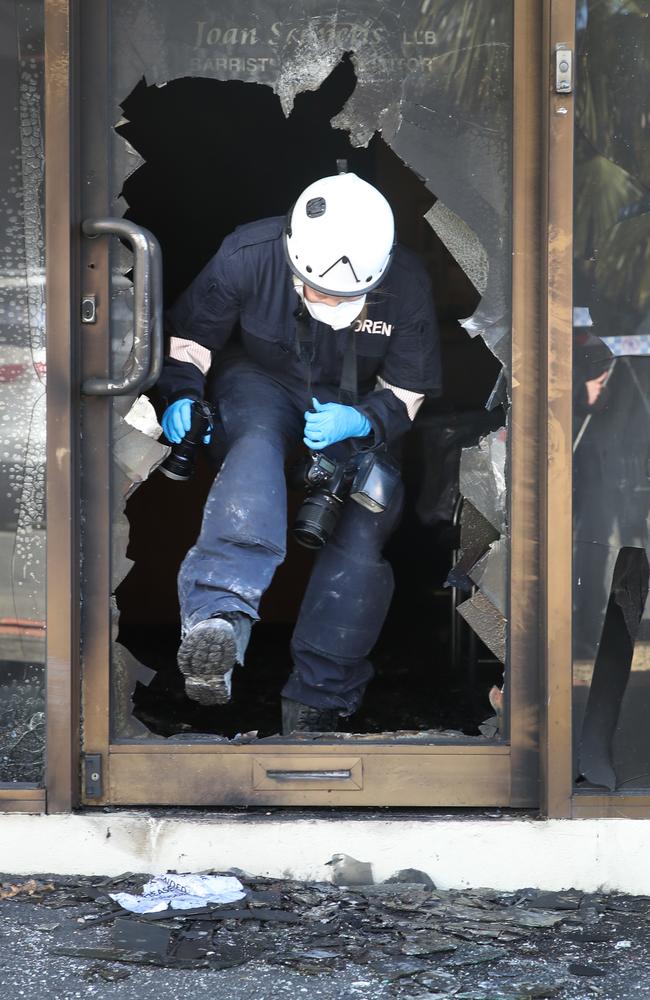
[555,44,573,94]
[83,753,103,799]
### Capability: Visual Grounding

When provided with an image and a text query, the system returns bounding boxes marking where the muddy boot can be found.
[178,613,251,706]
[281,697,340,735]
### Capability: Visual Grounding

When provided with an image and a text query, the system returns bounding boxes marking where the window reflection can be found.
[573,0,650,791]
[0,1,46,784]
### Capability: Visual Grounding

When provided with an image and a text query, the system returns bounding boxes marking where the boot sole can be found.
[281,698,339,735]
[178,620,237,706]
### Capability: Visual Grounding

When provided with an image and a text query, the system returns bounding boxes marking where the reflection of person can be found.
[156,171,441,733]
[583,370,608,408]
[572,314,650,788]
[573,326,613,418]
[572,326,614,453]
[572,324,616,671]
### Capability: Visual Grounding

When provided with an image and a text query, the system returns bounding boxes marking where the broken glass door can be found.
[79,0,528,806]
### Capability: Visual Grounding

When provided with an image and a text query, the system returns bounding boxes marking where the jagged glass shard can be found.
[460,430,507,536]
[469,539,508,617]
[447,501,500,593]
[425,202,489,296]
[457,590,507,664]
[412,409,504,528]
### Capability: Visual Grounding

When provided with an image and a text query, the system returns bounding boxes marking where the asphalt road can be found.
[1,874,650,1000]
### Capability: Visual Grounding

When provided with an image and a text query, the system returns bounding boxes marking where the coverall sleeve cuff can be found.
[168,388,204,405]
[354,404,386,446]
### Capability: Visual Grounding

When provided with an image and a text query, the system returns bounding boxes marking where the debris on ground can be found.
[0,870,647,999]
[0,878,54,900]
[109,872,246,913]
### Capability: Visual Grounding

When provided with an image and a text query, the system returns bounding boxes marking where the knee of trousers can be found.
[220,429,290,466]
[330,482,405,555]
[292,553,395,662]
[195,501,288,560]
[196,443,288,556]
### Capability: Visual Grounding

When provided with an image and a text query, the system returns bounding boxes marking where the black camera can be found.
[293,450,400,550]
[159,400,214,481]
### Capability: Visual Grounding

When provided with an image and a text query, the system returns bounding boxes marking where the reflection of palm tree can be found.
[574,146,643,259]
[414,1,512,118]
[575,3,650,324]
[594,213,650,317]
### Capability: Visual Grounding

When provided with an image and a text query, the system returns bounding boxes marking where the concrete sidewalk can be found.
[1,809,650,893]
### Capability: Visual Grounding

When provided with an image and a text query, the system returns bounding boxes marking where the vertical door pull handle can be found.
[81,218,163,396]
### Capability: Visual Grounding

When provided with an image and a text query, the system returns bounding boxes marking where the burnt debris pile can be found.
[0,870,647,996]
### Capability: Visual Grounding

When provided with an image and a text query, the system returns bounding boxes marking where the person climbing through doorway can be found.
[157,167,441,733]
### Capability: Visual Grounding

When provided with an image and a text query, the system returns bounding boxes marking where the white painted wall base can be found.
[0,813,647,894]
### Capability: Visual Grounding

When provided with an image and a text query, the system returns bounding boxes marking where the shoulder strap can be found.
[294,307,358,406]
[294,306,315,401]
[339,327,358,405]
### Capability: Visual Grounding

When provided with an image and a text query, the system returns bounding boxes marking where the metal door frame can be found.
[541,0,575,818]
[43,0,79,813]
[40,0,568,812]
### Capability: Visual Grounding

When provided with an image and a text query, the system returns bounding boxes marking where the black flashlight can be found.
[159,400,214,482]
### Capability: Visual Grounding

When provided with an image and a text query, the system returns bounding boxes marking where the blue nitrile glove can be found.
[303,397,371,450]
[161,398,212,444]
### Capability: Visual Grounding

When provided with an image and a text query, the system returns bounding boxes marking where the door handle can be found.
[252,756,363,790]
[265,769,353,782]
[81,218,163,395]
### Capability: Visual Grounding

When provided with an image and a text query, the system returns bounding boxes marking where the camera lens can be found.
[293,492,343,549]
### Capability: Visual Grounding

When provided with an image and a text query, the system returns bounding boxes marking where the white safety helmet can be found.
[285,172,395,297]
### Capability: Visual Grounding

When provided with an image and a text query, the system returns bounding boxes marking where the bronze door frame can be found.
[40,0,577,812]
[43,0,79,814]
[541,0,575,819]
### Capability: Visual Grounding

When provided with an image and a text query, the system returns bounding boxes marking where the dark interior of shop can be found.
[114,55,505,740]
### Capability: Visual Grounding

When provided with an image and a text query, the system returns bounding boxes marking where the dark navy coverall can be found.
[157,216,441,714]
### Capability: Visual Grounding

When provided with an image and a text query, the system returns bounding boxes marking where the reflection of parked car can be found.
[0,617,45,665]
[0,342,46,532]
[0,333,46,672]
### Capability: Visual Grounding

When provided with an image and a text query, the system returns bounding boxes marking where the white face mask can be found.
[296,284,365,330]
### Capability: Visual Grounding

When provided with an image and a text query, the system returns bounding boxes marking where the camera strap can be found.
[294,307,358,405]
[294,306,316,401]
[339,327,358,405]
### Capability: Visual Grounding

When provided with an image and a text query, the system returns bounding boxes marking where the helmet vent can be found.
[306,197,326,218]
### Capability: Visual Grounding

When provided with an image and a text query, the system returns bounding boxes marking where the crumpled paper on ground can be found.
[109,873,246,914]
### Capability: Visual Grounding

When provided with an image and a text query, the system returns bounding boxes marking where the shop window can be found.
[573,0,650,791]
[0,0,46,784]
